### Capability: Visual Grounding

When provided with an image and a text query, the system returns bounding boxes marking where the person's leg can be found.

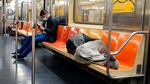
[19,36,32,53]
[21,34,47,57]
[19,34,42,53]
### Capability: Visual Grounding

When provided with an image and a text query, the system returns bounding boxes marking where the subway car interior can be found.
[0,0,150,84]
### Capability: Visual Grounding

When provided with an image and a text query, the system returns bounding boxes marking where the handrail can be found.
[107,31,149,79]
[31,0,37,84]
[15,0,19,81]
[106,0,113,79]
[110,31,149,55]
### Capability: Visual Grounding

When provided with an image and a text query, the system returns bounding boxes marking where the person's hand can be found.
[37,23,45,30]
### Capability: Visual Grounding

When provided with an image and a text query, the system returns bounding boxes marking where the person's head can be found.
[40,10,48,20]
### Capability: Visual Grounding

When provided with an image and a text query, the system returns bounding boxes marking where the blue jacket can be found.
[42,16,58,42]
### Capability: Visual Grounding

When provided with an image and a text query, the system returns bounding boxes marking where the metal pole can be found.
[15,0,18,78]
[44,0,46,10]
[110,31,149,55]
[25,1,29,36]
[144,33,150,84]
[63,0,68,25]
[2,0,6,34]
[49,0,52,14]
[2,0,5,35]
[141,0,147,31]
[106,0,113,78]
[0,0,3,35]
[143,2,150,83]
[32,0,37,83]
[27,0,29,22]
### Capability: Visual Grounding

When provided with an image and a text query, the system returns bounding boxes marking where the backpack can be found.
[74,40,119,69]
[66,33,96,55]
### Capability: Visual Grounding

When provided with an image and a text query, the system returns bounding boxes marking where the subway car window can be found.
[56,0,68,25]
[21,2,27,21]
[37,0,44,21]
[74,0,105,25]
[50,0,56,17]
[6,8,15,20]
[48,0,68,25]
[104,0,144,31]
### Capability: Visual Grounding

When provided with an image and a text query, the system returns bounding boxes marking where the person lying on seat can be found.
[12,10,58,59]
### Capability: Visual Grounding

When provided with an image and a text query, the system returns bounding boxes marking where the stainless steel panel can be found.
[143,0,150,31]
[0,22,3,35]
[104,0,146,31]
[143,0,150,83]
[0,1,4,35]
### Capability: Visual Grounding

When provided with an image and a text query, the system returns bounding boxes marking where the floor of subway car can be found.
[0,36,109,84]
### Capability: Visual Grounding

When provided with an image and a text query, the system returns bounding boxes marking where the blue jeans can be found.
[19,34,48,57]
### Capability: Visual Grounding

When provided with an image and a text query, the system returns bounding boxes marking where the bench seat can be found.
[14,23,145,78]
[42,25,145,78]
[12,21,40,36]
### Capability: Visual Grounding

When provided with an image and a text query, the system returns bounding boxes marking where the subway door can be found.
[0,1,3,35]
[0,5,3,36]
[0,0,7,36]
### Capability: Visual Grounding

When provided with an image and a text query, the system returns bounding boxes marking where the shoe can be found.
[11,52,20,54]
[11,50,20,54]
[11,54,24,59]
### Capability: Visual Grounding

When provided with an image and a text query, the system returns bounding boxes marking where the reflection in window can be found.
[74,0,105,24]
[51,0,68,25]
[21,2,27,21]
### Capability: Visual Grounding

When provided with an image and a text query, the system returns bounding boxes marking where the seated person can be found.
[12,10,58,59]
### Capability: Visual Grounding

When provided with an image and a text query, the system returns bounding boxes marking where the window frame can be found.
[73,0,104,25]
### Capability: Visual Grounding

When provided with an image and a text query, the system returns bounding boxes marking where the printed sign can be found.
[113,0,135,13]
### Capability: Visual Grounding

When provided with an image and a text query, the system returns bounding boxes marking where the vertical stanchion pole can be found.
[50,0,52,15]
[3,0,6,34]
[32,0,37,84]
[15,0,18,78]
[26,0,29,36]
[143,6,150,83]
[106,0,113,78]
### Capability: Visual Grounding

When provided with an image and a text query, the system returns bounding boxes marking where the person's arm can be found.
[37,23,45,31]
[44,17,58,34]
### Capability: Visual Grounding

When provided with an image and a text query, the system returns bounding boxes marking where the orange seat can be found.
[45,26,71,48]
[55,25,64,42]
[58,26,71,43]
[87,29,102,39]
[22,22,27,31]
[101,31,119,51]
[45,26,79,48]
[115,34,143,68]
[79,28,89,35]
[27,23,32,32]
[21,22,31,31]
[67,27,80,40]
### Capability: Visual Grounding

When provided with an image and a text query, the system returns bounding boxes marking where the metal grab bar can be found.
[106,31,149,79]
[110,31,149,55]
[15,0,19,80]
[31,24,36,84]
[31,0,37,84]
